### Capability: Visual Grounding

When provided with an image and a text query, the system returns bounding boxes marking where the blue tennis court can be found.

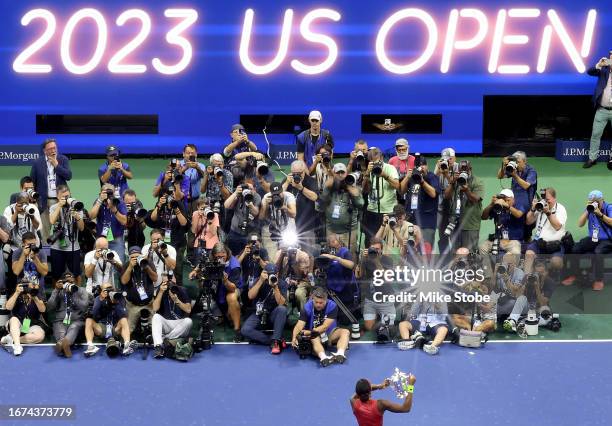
[1,341,610,426]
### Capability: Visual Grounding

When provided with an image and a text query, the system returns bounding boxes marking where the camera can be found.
[439,159,449,170]
[26,188,39,201]
[387,216,397,229]
[170,159,179,169]
[66,197,84,211]
[406,224,416,247]
[268,274,279,286]
[505,156,518,174]
[23,203,37,215]
[138,309,153,346]
[492,196,508,214]
[272,193,283,209]
[63,282,78,294]
[214,167,224,179]
[371,161,383,176]
[345,172,360,186]
[189,155,196,162]
[137,255,149,268]
[321,151,331,165]
[295,331,315,359]
[26,243,40,254]
[201,208,215,221]
[292,173,302,184]
[535,189,548,212]
[18,282,31,294]
[376,314,393,343]
[127,203,147,219]
[444,220,456,236]
[108,291,126,302]
[367,247,379,258]
[47,227,65,245]
[100,249,115,261]
[456,172,469,187]
[586,202,598,213]
[256,161,269,175]
[241,185,254,203]
[497,263,508,275]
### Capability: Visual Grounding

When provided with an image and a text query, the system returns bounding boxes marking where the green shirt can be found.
[367,163,399,214]
[320,187,364,233]
[459,175,484,231]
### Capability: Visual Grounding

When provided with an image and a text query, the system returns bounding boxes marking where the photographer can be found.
[362,148,400,246]
[142,229,177,289]
[309,144,334,188]
[188,243,243,342]
[562,190,612,291]
[177,144,207,214]
[291,286,350,367]
[441,160,484,253]
[11,232,48,299]
[0,279,46,356]
[492,253,526,332]
[259,182,297,260]
[9,176,36,205]
[434,147,457,254]
[151,274,193,359]
[146,190,189,285]
[347,139,369,175]
[98,145,132,197]
[479,189,525,266]
[153,159,188,210]
[120,246,158,332]
[399,157,440,248]
[90,183,127,261]
[584,52,612,168]
[223,124,258,163]
[397,297,449,355]
[319,234,356,321]
[375,205,421,257]
[241,263,288,354]
[319,163,364,258]
[3,192,42,251]
[201,153,233,205]
[192,198,221,256]
[123,189,147,248]
[296,110,334,168]
[275,245,312,313]
[49,185,84,283]
[389,138,416,189]
[224,182,261,255]
[237,234,269,293]
[84,282,136,357]
[47,272,89,358]
[524,187,567,275]
[282,160,319,255]
[355,237,395,332]
[84,237,123,294]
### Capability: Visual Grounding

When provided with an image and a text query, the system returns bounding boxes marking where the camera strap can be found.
[594,213,612,240]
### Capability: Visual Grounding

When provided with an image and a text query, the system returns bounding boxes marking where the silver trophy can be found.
[388,368,412,399]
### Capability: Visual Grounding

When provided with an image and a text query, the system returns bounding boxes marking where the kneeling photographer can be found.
[120,246,158,333]
[151,273,193,359]
[241,263,288,354]
[47,272,89,358]
[11,232,48,299]
[84,283,136,357]
[291,286,350,367]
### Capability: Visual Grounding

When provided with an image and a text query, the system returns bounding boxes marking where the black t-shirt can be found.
[240,248,269,285]
[122,267,155,305]
[157,286,191,320]
[145,203,190,248]
[362,254,394,299]
[11,296,43,323]
[282,174,318,234]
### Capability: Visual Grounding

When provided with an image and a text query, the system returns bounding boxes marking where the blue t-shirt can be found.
[511,165,537,211]
[299,299,338,332]
[296,129,333,168]
[406,171,441,230]
[587,202,612,240]
[492,202,528,241]
[11,249,48,301]
[95,201,128,240]
[178,159,207,200]
[155,171,191,210]
[216,256,243,305]
[326,247,354,293]
[98,162,130,196]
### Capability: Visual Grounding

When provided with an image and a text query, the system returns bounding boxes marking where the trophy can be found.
[388,368,412,399]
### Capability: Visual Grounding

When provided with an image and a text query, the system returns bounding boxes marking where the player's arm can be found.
[378,394,413,413]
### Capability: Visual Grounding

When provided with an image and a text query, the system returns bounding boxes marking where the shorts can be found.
[12,318,44,336]
[208,288,241,318]
[362,298,396,322]
[526,240,564,257]
[410,320,448,337]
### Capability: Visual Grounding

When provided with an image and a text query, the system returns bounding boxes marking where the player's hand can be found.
[408,374,416,385]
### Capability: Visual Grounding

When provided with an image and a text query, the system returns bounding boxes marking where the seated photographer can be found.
[123,189,147,248]
[362,148,400,246]
[153,159,188,209]
[319,163,364,258]
[434,147,458,254]
[562,190,612,291]
[237,234,269,291]
[120,246,158,332]
[84,237,123,294]
[188,243,243,342]
[259,182,297,261]
[375,205,421,257]
[1,279,46,356]
[490,253,526,332]
[90,183,128,262]
[8,176,36,205]
[441,160,484,254]
[84,282,136,357]
[145,192,189,285]
[282,160,319,255]
[275,245,312,313]
[151,273,193,359]
[47,272,89,358]
[296,110,334,168]
[11,232,48,299]
[4,192,42,252]
[224,182,261,256]
[98,145,132,197]
[142,228,177,289]
[399,156,440,247]
[241,263,288,354]
[397,297,449,355]
[317,234,356,320]
[347,139,369,175]
[524,187,567,275]
[479,189,526,268]
[191,198,221,256]
[355,237,396,332]
[49,185,85,284]
[291,286,349,367]
[223,124,258,163]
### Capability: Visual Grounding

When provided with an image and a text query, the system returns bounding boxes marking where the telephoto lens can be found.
[106,337,121,358]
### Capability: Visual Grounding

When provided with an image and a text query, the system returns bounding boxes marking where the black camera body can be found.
[295,332,314,359]
[372,161,384,176]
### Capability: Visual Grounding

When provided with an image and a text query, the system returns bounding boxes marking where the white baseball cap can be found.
[308,110,322,122]
[499,189,514,198]
[333,163,347,173]
[441,147,456,160]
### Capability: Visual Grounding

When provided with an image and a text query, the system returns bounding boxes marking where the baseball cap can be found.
[231,124,245,132]
[264,263,278,274]
[588,190,603,200]
[499,189,514,198]
[395,138,409,148]
[333,163,347,173]
[128,246,142,255]
[106,145,120,156]
[60,271,74,280]
[270,182,282,195]
[441,148,456,160]
[308,110,322,122]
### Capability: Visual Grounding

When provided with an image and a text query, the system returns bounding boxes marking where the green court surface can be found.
[1,156,611,341]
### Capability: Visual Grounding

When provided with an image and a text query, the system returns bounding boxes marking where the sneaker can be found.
[397,340,415,351]
[153,345,165,359]
[84,345,100,357]
[13,345,23,356]
[423,343,439,355]
[561,276,576,286]
[280,339,287,349]
[122,340,138,356]
[583,159,597,168]
[503,319,517,332]
[593,281,604,291]
[233,331,244,343]
[331,352,347,364]
[270,340,281,355]
[320,356,334,367]
[1,335,14,354]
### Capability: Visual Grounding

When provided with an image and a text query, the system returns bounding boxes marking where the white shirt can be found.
[534,202,567,242]
[46,156,57,198]
[84,249,122,293]
[142,243,177,288]
[3,203,42,249]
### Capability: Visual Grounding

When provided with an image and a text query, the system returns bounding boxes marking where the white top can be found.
[46,156,57,198]
[84,249,122,293]
[534,202,567,242]
[142,243,177,288]
[3,203,42,249]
